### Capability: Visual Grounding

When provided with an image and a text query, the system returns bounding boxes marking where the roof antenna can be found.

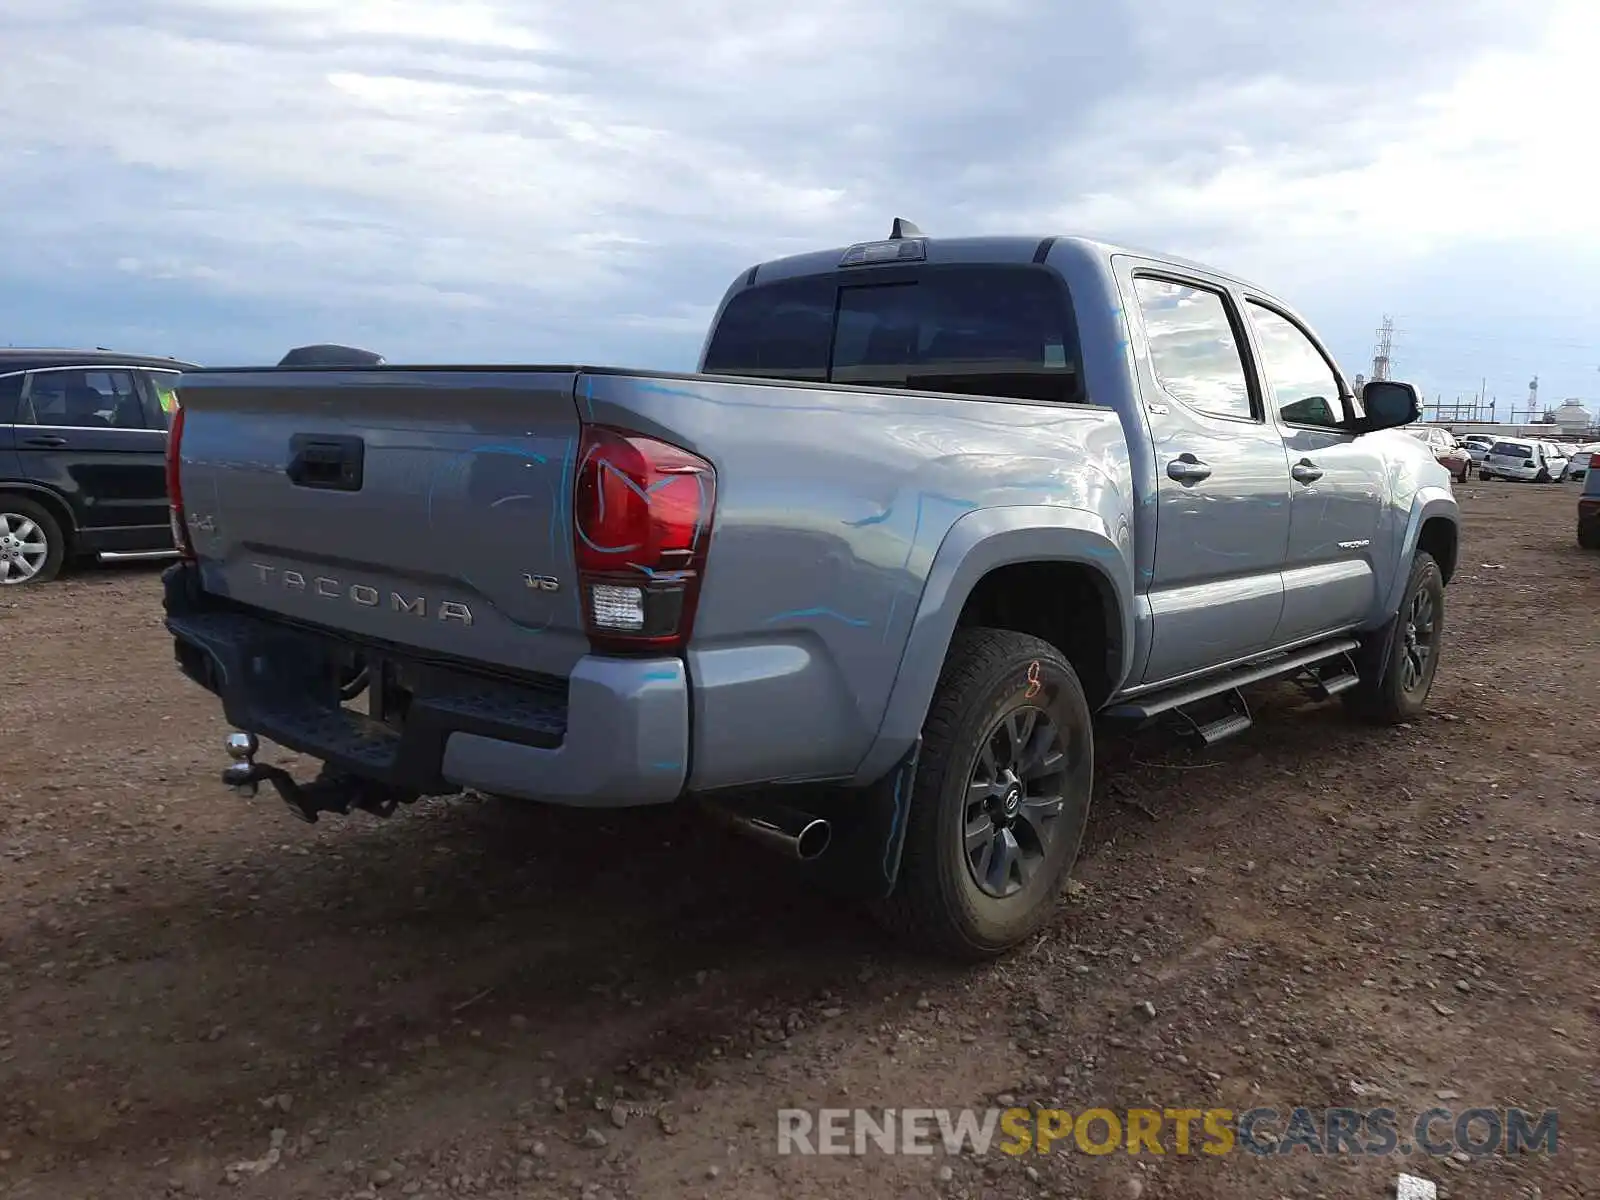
[888,217,924,240]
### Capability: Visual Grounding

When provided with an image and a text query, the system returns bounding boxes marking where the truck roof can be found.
[745,232,1268,294]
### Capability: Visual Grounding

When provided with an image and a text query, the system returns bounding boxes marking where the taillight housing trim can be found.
[572,424,717,656]
[165,400,196,561]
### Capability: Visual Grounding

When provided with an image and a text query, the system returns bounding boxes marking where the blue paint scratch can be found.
[583,375,596,419]
[469,443,548,463]
[651,761,682,771]
[636,382,713,402]
[846,491,978,530]
[549,434,575,554]
[641,669,679,682]
[763,607,871,628]
[879,490,981,641]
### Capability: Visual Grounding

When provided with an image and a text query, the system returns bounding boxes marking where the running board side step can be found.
[1103,637,1362,723]
[1299,651,1361,700]
[1171,688,1253,746]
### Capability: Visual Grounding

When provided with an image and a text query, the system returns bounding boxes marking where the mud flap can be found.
[807,739,921,901]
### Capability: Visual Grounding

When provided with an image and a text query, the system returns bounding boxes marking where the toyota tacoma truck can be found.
[160,221,1460,959]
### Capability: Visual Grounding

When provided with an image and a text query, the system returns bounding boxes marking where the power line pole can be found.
[1371,315,1395,382]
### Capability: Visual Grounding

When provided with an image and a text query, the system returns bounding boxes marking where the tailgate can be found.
[175,368,588,677]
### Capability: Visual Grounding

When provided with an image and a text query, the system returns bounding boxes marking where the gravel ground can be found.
[0,482,1595,1200]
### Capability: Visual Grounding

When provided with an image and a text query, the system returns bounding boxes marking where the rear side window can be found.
[1134,278,1253,420]
[20,369,146,429]
[0,374,21,423]
[142,370,181,429]
[702,266,1083,404]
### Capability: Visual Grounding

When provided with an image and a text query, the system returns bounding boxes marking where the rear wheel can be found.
[0,499,65,586]
[1536,467,1552,483]
[873,628,1093,959]
[1343,551,1444,725]
[1579,519,1600,550]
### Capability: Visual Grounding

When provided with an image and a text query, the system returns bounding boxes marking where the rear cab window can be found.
[702,264,1084,405]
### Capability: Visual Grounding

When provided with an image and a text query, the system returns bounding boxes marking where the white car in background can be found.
[1458,435,1497,463]
[1479,438,1569,483]
[1561,443,1599,481]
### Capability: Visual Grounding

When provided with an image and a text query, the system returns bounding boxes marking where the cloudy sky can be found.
[2,0,1597,416]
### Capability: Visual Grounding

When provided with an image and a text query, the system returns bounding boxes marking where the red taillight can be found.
[166,400,195,561]
[572,425,717,654]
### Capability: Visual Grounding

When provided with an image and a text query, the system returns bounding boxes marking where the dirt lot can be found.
[0,483,1595,1200]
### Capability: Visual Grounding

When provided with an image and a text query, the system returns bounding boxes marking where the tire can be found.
[1455,464,1469,484]
[1343,551,1445,725]
[872,628,1094,959]
[0,497,66,586]
[1579,518,1600,551]
[1535,468,1551,483]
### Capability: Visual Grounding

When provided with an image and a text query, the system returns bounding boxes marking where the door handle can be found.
[22,435,67,448]
[1166,455,1212,483]
[1291,460,1324,485]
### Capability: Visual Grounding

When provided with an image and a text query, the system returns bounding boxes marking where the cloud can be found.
[0,0,1594,405]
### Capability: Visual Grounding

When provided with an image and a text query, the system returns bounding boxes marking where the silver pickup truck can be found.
[161,222,1460,959]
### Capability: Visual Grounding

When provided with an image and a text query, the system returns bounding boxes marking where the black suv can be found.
[0,348,199,585]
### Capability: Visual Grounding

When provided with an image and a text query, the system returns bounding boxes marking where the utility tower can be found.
[1509,376,1541,424]
[1371,316,1394,382]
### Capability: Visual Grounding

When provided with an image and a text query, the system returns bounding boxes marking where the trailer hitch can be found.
[221,732,416,823]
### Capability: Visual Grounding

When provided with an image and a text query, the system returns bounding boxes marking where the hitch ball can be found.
[225,731,259,762]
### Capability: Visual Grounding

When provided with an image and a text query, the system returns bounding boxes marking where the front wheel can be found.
[873,628,1094,959]
[1343,552,1445,725]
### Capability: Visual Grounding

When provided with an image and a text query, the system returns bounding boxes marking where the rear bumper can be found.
[162,565,688,807]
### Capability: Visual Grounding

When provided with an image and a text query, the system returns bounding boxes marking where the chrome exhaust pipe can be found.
[702,795,832,862]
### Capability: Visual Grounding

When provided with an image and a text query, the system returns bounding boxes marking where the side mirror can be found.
[1358,380,1422,432]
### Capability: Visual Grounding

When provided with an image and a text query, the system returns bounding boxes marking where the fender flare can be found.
[1378,486,1458,619]
[847,504,1134,786]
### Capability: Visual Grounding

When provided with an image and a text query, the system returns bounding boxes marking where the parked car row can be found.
[1404,428,1599,486]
